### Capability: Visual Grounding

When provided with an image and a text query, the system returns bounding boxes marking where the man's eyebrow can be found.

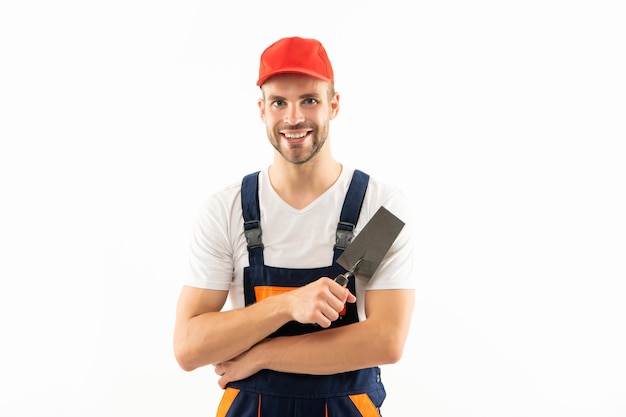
[300,92,323,99]
[266,94,286,101]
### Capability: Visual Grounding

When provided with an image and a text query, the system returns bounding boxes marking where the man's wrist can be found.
[252,338,275,371]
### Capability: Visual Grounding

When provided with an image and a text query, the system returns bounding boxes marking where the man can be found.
[174,36,415,416]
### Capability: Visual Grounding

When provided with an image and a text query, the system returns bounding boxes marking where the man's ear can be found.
[258,98,266,122]
[329,93,340,120]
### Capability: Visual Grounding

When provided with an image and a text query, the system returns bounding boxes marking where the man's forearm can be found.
[176,295,291,371]
[252,319,401,375]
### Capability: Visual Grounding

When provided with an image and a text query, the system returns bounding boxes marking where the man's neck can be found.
[268,159,342,210]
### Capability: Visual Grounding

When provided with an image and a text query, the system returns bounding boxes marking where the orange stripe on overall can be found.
[254,286,347,315]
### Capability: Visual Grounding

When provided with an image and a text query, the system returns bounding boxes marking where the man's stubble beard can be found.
[267,122,329,165]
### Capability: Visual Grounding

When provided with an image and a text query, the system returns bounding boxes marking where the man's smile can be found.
[281,130,312,143]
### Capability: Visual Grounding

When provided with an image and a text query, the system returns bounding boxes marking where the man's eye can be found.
[303,98,318,105]
[272,100,285,107]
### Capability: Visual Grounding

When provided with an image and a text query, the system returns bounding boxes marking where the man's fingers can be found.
[288,278,356,325]
[328,280,357,304]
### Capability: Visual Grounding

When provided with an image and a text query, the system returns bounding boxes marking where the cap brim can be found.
[257,69,333,86]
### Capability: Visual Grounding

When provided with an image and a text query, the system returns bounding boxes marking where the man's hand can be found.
[213,347,262,389]
[286,277,356,328]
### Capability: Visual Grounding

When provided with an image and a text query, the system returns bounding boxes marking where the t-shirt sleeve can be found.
[184,191,236,291]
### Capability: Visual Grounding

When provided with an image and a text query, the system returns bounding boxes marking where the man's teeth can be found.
[284,132,307,139]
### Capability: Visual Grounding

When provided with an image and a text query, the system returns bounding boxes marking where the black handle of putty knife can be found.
[334,258,363,287]
[334,272,351,287]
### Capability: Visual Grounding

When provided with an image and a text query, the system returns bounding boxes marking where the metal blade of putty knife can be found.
[336,206,405,280]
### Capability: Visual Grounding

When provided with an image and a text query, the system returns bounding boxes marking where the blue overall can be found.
[216,170,386,417]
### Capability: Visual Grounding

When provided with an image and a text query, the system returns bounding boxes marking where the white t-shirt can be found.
[185,166,415,321]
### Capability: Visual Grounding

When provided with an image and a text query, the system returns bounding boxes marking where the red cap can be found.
[257,37,334,86]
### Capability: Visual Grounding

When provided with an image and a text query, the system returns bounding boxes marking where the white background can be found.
[1,1,625,416]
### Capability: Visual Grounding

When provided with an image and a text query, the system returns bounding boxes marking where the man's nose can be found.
[283,104,304,125]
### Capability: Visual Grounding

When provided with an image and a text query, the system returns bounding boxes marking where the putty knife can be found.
[335,206,405,285]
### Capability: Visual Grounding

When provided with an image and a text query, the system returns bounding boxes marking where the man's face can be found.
[259,74,339,165]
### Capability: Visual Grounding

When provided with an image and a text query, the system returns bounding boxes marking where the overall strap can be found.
[333,169,370,261]
[241,171,264,267]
